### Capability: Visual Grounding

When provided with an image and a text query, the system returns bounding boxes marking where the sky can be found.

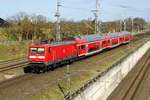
[0,0,150,22]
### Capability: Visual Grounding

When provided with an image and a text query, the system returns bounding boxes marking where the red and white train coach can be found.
[24,32,132,73]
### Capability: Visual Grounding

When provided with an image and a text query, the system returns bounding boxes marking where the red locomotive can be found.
[24,32,132,73]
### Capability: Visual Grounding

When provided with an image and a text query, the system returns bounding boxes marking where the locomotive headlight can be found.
[38,56,45,59]
[29,56,36,58]
[29,56,45,59]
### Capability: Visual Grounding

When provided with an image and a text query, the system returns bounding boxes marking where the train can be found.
[24,32,132,73]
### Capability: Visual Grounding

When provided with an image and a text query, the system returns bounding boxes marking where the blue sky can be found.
[0,0,150,22]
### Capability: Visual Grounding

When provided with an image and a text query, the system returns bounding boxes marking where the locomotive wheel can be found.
[35,68,40,74]
[66,60,70,64]
[44,66,49,72]
[47,66,51,71]
[51,66,54,71]
[69,59,74,64]
[51,64,56,71]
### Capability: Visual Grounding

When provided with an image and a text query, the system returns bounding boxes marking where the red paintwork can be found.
[75,39,86,44]
[111,37,119,46]
[52,43,77,60]
[124,34,131,42]
[100,36,111,48]
[28,43,77,62]
[118,33,126,43]
[74,39,86,55]
[87,41,101,54]
[87,41,100,48]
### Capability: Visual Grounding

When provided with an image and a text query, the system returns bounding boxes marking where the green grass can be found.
[0,28,31,60]
[0,28,17,41]
[23,36,150,100]
[0,41,31,60]
[0,28,7,41]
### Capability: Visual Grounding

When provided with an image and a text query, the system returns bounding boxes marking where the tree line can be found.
[1,12,149,41]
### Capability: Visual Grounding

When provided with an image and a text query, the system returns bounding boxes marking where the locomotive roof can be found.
[36,40,75,47]
[50,41,75,46]
[118,31,130,35]
[31,41,74,47]
[107,33,118,38]
[65,33,105,42]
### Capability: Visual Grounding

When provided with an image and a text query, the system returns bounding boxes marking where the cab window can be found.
[38,48,45,53]
[30,48,37,53]
[30,48,45,53]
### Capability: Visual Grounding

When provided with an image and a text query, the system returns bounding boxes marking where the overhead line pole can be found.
[92,0,100,33]
[55,0,61,41]
[123,17,126,31]
[131,17,134,33]
[96,0,99,33]
[123,20,126,31]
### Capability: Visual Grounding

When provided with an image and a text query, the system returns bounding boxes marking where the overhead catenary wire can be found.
[61,5,91,11]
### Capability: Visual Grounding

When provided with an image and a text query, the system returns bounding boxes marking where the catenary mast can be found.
[55,0,61,41]
[92,0,101,33]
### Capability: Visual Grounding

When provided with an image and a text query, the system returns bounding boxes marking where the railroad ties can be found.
[107,48,150,100]
[0,57,27,81]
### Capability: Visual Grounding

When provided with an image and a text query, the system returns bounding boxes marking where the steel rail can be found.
[0,56,27,64]
[121,50,150,100]
[0,61,28,72]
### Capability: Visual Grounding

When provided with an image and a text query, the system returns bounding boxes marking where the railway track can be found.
[0,56,26,64]
[107,48,150,100]
[121,49,150,100]
[0,61,27,72]
[0,57,27,72]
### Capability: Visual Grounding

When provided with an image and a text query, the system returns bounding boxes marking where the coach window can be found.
[81,45,85,49]
[126,38,129,41]
[120,37,123,40]
[103,41,106,44]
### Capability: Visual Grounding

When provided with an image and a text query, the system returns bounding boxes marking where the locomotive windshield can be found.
[30,47,45,54]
